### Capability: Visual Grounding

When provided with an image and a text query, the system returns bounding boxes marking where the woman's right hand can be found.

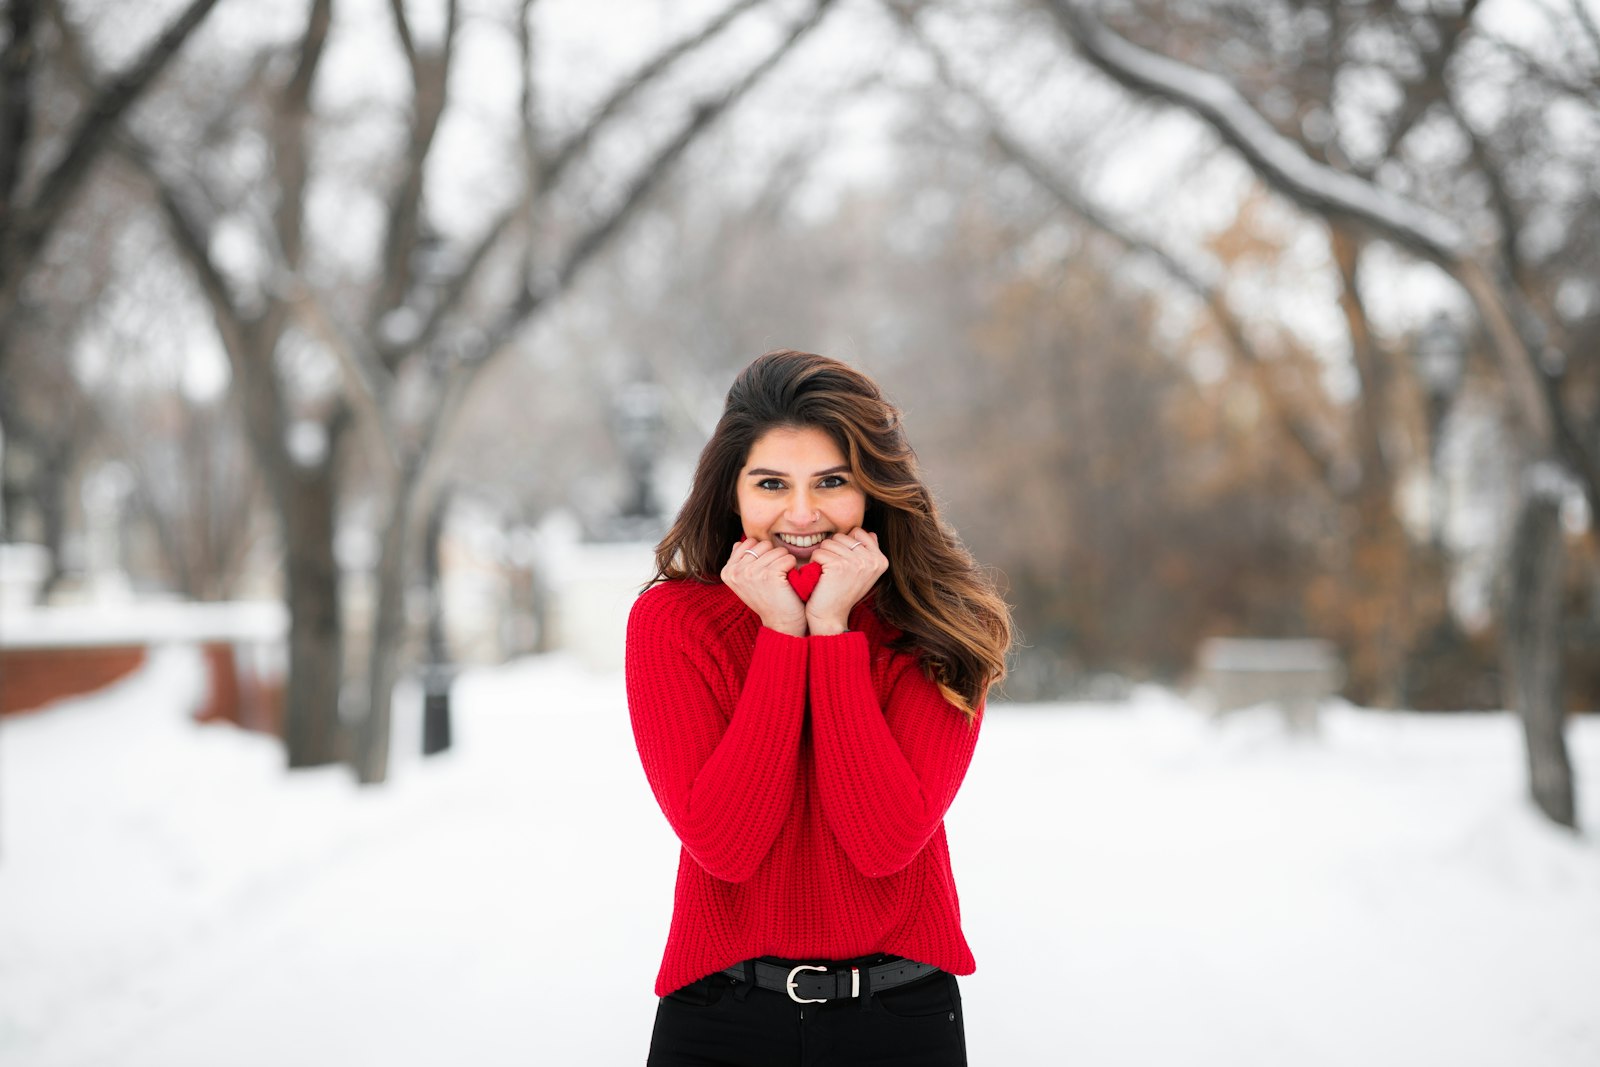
[721,537,806,637]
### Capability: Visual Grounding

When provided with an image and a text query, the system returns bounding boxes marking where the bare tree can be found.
[0,0,224,364]
[1039,0,1597,826]
[57,0,838,780]
[84,242,263,600]
[1,0,225,600]
[884,1,1481,710]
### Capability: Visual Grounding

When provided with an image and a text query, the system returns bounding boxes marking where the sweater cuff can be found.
[748,624,810,686]
[807,629,871,691]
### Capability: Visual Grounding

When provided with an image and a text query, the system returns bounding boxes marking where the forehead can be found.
[743,425,846,471]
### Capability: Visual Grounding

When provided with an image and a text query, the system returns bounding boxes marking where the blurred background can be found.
[2,0,1599,1064]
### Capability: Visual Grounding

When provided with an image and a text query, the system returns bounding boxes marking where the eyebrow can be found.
[745,465,851,478]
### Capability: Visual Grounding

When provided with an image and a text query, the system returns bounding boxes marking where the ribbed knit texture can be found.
[626,579,981,996]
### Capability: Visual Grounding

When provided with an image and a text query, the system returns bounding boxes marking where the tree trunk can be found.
[353,462,421,785]
[1503,470,1575,828]
[282,461,344,768]
[423,485,451,666]
[1343,484,1410,708]
[33,439,70,603]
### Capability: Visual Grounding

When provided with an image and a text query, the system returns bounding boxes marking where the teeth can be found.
[778,533,826,547]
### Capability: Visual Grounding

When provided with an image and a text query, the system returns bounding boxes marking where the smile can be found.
[777,532,829,547]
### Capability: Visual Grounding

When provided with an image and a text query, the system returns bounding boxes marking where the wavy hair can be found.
[650,350,1011,718]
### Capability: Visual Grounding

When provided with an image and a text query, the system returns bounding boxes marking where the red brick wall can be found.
[194,643,283,737]
[0,647,147,716]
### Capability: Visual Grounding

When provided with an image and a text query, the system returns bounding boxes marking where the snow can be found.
[1056,3,1468,265]
[0,602,286,649]
[3,646,1598,1066]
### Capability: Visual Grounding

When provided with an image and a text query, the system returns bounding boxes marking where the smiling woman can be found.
[626,349,1013,1066]
[737,425,866,561]
[731,425,875,638]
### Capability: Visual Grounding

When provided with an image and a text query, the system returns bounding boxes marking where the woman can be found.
[626,350,1011,1066]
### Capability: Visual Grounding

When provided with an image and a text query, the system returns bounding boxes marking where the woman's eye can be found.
[757,478,785,491]
[818,476,847,489]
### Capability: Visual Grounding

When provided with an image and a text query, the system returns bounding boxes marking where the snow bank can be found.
[2,661,1596,1066]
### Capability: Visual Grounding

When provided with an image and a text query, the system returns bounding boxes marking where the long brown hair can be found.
[651,349,1011,717]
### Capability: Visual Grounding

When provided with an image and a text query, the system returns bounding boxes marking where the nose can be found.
[786,487,819,526]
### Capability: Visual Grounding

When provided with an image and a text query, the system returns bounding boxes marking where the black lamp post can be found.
[1413,312,1465,545]
[610,381,665,538]
[421,487,454,756]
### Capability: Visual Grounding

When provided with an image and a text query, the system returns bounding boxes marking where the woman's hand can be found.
[721,537,806,637]
[806,527,887,636]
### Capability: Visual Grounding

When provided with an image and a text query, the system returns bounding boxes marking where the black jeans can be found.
[646,960,967,1067]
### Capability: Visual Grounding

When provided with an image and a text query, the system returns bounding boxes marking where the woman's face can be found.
[735,425,868,562]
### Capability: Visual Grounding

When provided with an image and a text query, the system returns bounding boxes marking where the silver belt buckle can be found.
[786,963,828,1004]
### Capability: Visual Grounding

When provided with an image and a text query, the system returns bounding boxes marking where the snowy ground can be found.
[3,645,1598,1067]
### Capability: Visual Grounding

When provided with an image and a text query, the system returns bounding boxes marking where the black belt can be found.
[721,955,940,1004]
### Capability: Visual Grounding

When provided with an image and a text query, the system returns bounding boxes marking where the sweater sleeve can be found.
[625,590,808,883]
[808,631,981,878]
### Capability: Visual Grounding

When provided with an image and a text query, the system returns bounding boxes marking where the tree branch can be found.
[370,0,461,343]
[286,277,403,474]
[889,1,1341,492]
[1329,225,1391,488]
[1479,30,1600,107]
[539,0,768,191]
[270,0,332,278]
[387,0,419,74]
[1372,0,1480,163]
[114,139,247,360]
[0,0,37,219]
[1573,0,1600,67]
[0,0,226,345]
[519,0,541,283]
[16,0,224,241]
[1439,87,1523,283]
[115,135,294,486]
[476,0,836,367]
[1044,1,1566,450]
[405,0,803,366]
[1045,0,1467,264]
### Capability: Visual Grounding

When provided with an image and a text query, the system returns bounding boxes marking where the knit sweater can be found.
[625,578,982,996]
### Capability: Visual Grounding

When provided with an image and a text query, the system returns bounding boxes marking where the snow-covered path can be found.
[3,646,1598,1066]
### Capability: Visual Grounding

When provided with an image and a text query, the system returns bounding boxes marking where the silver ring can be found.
[847,540,863,550]
[743,549,760,558]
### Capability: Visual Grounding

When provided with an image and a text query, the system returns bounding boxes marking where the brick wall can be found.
[0,647,147,716]
[194,642,284,736]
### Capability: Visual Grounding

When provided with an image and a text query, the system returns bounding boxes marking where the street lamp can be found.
[613,381,665,531]
[1413,312,1465,545]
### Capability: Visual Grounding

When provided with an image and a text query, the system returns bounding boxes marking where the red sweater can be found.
[625,578,982,996]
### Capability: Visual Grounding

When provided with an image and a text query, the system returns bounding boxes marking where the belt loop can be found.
[733,959,755,1002]
[856,962,874,1012]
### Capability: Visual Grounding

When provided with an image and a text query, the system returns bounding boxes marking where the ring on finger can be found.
[743,549,760,558]
[847,540,863,550]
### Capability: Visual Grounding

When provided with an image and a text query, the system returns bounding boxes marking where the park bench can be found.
[1194,637,1344,735]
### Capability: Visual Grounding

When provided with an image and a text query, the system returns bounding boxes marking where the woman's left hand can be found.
[806,527,887,636]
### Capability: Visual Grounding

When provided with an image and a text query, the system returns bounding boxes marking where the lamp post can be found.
[1413,312,1465,546]
[611,381,665,538]
[421,486,453,756]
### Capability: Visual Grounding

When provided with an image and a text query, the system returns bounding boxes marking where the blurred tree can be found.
[0,0,223,360]
[888,5,1421,699]
[526,112,1340,700]
[0,0,223,589]
[82,235,263,601]
[54,0,838,780]
[1038,0,1599,826]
